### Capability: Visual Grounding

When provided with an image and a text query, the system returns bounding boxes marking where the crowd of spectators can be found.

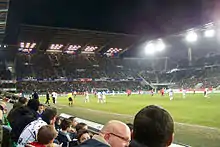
[16,81,148,93]
[0,96,175,147]
[0,53,220,92]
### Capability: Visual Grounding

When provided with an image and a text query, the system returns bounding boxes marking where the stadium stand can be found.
[0,23,220,147]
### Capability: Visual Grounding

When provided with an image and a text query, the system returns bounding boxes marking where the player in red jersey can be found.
[161,88,165,96]
[127,89,131,97]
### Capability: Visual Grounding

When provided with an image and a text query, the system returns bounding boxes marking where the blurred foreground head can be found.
[132,105,174,147]
[27,99,40,111]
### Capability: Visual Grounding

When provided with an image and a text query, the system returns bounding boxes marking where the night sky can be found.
[5,0,216,44]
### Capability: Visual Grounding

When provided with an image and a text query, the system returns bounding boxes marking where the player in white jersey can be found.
[112,90,115,96]
[73,91,77,98]
[102,91,106,103]
[84,91,90,103]
[169,89,174,101]
[182,89,186,98]
[51,92,57,104]
[97,92,102,103]
[204,88,209,98]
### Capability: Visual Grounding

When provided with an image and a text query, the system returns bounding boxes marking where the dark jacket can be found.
[57,131,77,147]
[13,102,24,109]
[77,139,109,147]
[32,92,39,99]
[78,135,110,147]
[7,106,37,142]
[129,140,149,147]
[46,93,50,100]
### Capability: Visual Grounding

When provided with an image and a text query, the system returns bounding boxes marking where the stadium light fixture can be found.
[50,44,55,49]
[54,44,59,49]
[50,44,63,50]
[25,43,30,48]
[186,31,198,42]
[204,29,215,38]
[145,42,155,55]
[68,45,81,50]
[30,43,36,49]
[106,48,123,54]
[20,42,24,48]
[84,46,98,52]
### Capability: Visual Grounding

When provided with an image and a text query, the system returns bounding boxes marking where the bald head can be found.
[100,120,131,147]
[102,120,130,135]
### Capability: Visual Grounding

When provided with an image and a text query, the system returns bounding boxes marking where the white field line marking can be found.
[58,104,220,131]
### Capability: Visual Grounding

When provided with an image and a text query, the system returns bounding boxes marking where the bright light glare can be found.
[145,42,155,54]
[156,40,165,51]
[186,31,198,42]
[204,29,215,38]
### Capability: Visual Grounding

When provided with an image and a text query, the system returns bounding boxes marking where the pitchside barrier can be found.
[59,113,190,147]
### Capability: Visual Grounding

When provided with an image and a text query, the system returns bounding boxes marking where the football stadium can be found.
[0,1,219,147]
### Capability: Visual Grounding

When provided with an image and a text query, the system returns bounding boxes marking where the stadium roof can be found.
[17,24,141,55]
[2,0,218,60]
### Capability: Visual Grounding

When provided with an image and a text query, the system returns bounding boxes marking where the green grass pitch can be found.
[41,93,220,147]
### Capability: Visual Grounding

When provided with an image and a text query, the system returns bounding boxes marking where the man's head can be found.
[41,107,57,125]
[75,122,88,132]
[60,118,72,132]
[69,116,78,127]
[55,116,62,125]
[100,120,131,147]
[38,104,44,114]
[77,129,91,144]
[37,125,58,145]
[18,97,28,105]
[133,105,174,147]
[27,99,40,111]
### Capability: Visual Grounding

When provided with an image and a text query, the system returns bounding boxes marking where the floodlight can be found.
[20,42,24,48]
[186,31,197,42]
[54,44,59,49]
[145,42,155,54]
[204,29,215,38]
[68,44,81,50]
[85,46,98,52]
[50,44,55,49]
[30,43,36,49]
[156,40,165,51]
[26,43,30,48]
